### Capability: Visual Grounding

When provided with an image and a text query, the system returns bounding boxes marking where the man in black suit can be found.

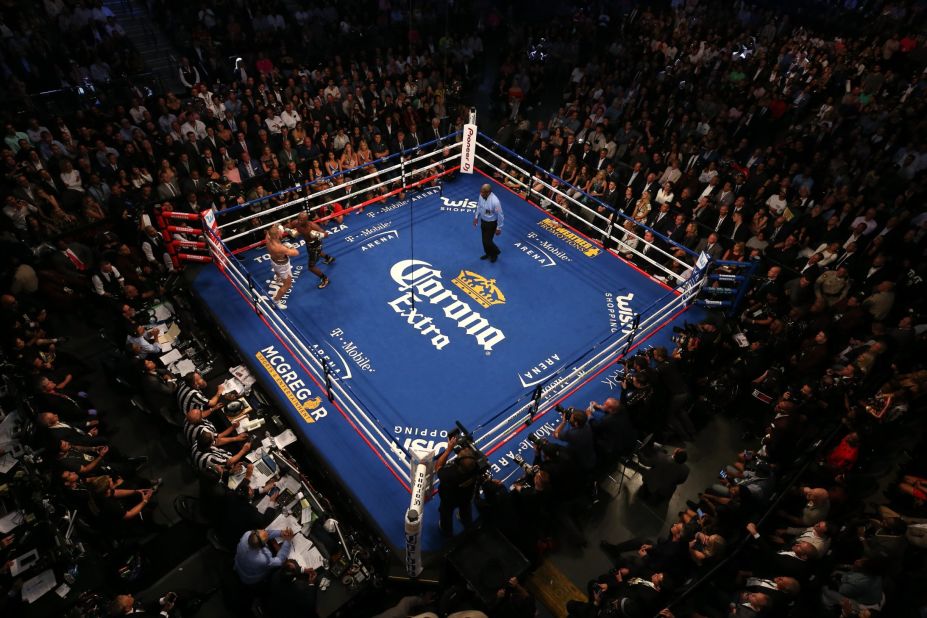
[38,411,106,447]
[766,216,790,245]
[832,241,859,272]
[393,129,411,156]
[562,132,580,159]
[592,147,611,172]
[620,186,637,217]
[238,153,262,181]
[639,446,689,501]
[695,233,724,260]
[427,116,447,148]
[729,211,750,244]
[230,131,251,160]
[267,560,319,617]
[853,252,892,294]
[744,522,817,580]
[200,127,224,154]
[580,141,597,169]
[380,115,398,141]
[406,123,423,152]
[175,153,199,179]
[640,173,660,201]
[666,214,688,244]
[182,131,202,158]
[182,170,208,196]
[109,593,178,617]
[648,203,673,234]
[710,204,734,239]
[548,146,565,177]
[625,162,645,198]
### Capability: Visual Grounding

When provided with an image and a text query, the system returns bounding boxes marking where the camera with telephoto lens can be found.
[511,453,539,489]
[526,433,547,449]
[448,422,492,482]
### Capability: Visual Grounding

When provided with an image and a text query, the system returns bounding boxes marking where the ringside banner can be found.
[460,123,477,174]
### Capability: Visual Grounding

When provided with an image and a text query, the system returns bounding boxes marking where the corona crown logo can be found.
[451,270,506,308]
[303,396,322,411]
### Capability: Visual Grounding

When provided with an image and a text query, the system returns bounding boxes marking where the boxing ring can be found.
[192,127,710,556]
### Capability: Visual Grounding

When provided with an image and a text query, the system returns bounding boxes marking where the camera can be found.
[512,453,538,476]
[671,323,701,354]
[511,453,539,489]
[448,422,492,480]
[526,433,547,449]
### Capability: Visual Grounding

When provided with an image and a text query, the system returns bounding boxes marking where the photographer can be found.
[434,434,481,537]
[620,371,657,436]
[651,347,696,441]
[547,408,596,474]
[587,398,637,464]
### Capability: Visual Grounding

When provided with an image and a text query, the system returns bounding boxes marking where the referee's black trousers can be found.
[480,219,500,258]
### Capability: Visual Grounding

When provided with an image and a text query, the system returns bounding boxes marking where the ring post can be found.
[404,447,435,578]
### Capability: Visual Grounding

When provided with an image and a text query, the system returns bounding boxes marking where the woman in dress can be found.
[356,139,373,166]
[340,142,359,173]
[632,191,652,223]
[324,150,341,177]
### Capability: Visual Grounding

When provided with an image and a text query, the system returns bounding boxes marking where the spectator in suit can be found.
[695,233,724,260]
[625,162,645,197]
[238,152,262,182]
[639,446,689,501]
[729,211,750,244]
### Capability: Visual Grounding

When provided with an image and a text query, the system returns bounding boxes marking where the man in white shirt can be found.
[180,113,207,141]
[849,207,879,235]
[765,188,788,216]
[280,104,301,130]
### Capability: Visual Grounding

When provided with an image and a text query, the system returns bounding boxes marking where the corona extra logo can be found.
[387,259,506,351]
[451,270,506,309]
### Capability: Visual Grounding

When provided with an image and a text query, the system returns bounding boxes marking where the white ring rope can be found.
[204,228,412,482]
[473,145,692,277]
[221,151,459,243]
[201,131,712,483]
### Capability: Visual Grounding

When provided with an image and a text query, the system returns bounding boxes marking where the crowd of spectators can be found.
[449,1,927,617]
[1,0,926,616]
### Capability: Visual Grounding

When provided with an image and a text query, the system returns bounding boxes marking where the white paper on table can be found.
[0,510,24,533]
[173,359,196,376]
[277,475,301,494]
[160,340,174,352]
[159,349,183,365]
[153,304,173,321]
[22,569,56,603]
[255,494,275,514]
[221,377,243,396]
[290,534,325,570]
[269,512,300,532]
[273,429,297,449]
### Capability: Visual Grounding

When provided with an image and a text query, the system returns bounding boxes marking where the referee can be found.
[473,183,504,262]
